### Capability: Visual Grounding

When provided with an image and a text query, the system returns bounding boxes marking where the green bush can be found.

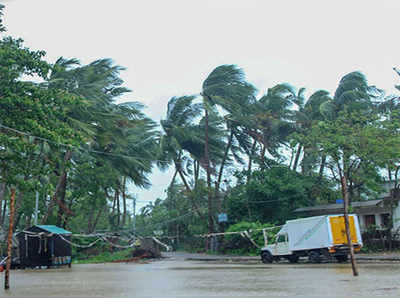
[223,221,279,255]
[74,248,134,264]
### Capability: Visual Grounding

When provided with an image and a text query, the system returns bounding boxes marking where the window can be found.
[277,234,287,243]
[381,214,390,228]
[364,214,376,227]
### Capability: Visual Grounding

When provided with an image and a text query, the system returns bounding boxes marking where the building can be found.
[17,225,72,269]
[294,200,396,231]
[294,181,400,233]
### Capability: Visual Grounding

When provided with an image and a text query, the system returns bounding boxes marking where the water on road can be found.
[1,255,399,297]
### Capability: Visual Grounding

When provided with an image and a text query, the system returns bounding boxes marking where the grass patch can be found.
[73,248,133,264]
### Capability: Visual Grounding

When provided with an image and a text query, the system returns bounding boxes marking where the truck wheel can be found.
[308,251,321,263]
[335,255,348,263]
[288,255,299,263]
[261,251,273,263]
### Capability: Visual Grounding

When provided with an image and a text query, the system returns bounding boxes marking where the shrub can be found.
[223,221,279,255]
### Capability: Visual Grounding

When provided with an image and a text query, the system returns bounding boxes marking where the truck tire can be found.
[287,255,299,263]
[261,251,273,263]
[308,251,321,263]
[335,255,348,263]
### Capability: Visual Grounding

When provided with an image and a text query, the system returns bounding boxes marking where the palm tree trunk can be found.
[387,165,392,181]
[170,170,178,186]
[56,172,68,226]
[177,169,205,220]
[216,130,233,192]
[177,169,191,192]
[116,187,120,228]
[246,140,257,184]
[41,150,72,224]
[13,189,25,230]
[91,205,107,233]
[194,160,200,187]
[260,143,267,169]
[111,193,116,215]
[204,108,214,244]
[87,206,94,233]
[62,200,74,229]
[292,144,302,171]
[318,154,327,179]
[216,130,233,212]
[122,177,127,226]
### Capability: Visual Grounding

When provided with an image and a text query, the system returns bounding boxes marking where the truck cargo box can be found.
[286,214,362,252]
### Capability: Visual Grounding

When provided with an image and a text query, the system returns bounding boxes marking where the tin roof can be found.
[294,199,383,213]
[36,225,72,234]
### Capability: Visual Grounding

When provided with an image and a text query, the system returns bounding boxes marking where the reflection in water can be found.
[1,260,400,297]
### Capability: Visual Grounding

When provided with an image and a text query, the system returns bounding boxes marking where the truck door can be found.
[275,233,290,255]
[329,216,358,245]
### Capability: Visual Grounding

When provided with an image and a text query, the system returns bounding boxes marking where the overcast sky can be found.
[3,0,400,209]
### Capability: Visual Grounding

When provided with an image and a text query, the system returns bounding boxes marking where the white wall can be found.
[358,215,366,232]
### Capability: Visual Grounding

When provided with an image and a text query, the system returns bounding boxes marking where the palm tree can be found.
[291,89,332,175]
[255,84,296,164]
[159,95,225,220]
[320,71,379,119]
[42,57,157,229]
[201,64,257,238]
[159,95,204,190]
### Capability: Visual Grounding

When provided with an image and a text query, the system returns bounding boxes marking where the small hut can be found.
[17,225,72,269]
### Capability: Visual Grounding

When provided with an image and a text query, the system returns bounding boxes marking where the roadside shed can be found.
[17,225,72,268]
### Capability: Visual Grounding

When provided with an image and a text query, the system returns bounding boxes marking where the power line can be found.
[0,122,170,164]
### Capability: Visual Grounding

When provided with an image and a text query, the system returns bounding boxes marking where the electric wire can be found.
[0,123,171,164]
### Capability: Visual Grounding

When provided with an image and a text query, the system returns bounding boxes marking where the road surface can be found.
[1,252,399,297]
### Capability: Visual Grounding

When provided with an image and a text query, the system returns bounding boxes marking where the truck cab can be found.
[262,227,298,263]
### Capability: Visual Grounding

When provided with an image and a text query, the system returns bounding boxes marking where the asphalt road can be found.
[1,252,400,297]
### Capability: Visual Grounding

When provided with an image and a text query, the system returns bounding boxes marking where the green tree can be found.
[226,166,334,223]
[304,109,400,276]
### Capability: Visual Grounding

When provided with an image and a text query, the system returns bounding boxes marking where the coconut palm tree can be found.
[159,95,204,189]
[291,89,332,175]
[201,64,258,237]
[159,95,226,220]
[320,71,379,119]
[42,57,157,228]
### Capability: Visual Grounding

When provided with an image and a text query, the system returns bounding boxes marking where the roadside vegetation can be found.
[73,248,135,264]
[0,4,400,258]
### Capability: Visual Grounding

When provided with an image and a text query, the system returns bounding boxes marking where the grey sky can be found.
[3,0,400,208]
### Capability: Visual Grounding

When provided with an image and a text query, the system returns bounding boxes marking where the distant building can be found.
[294,182,400,233]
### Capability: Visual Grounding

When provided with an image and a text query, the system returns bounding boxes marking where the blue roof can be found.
[36,225,72,234]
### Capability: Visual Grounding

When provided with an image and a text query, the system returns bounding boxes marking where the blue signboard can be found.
[218,213,228,223]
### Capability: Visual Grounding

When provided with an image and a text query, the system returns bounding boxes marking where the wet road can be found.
[1,254,400,297]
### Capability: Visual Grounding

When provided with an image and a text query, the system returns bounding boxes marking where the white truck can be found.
[261,214,363,263]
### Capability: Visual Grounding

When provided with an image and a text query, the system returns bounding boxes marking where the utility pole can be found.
[341,176,359,276]
[34,191,39,225]
[5,188,16,290]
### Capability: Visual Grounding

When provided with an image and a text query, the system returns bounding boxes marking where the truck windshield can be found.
[277,234,287,243]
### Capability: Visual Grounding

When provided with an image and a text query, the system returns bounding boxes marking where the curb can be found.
[184,256,400,262]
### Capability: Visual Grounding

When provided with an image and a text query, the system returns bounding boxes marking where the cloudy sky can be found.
[3,0,400,208]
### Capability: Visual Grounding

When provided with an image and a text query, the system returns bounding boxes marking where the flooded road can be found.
[1,255,400,297]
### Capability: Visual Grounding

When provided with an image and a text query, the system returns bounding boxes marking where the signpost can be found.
[218,213,228,223]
